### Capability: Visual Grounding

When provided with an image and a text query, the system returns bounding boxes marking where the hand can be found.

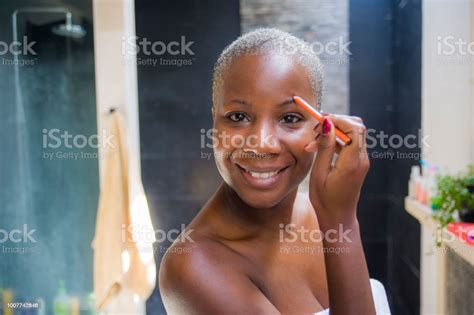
[304,114,370,230]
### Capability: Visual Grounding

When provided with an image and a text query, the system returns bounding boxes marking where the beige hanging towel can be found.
[92,111,156,310]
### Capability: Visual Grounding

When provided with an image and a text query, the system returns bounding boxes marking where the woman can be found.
[159,28,380,314]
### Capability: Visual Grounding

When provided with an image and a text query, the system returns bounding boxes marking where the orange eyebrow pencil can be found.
[293,96,352,146]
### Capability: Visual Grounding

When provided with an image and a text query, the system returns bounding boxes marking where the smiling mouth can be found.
[236,164,289,179]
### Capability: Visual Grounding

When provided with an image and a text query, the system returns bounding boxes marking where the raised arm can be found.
[305,114,376,315]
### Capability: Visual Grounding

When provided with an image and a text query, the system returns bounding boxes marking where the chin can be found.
[234,187,288,209]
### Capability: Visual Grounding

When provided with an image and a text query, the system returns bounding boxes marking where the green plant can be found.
[460,165,474,209]
[432,174,462,227]
[431,165,474,229]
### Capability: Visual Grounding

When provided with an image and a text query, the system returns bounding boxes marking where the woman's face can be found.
[213,53,318,209]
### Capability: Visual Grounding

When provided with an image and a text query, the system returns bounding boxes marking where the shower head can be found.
[51,12,86,39]
[52,23,86,38]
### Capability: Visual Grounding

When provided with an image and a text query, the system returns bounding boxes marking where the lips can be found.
[236,163,289,189]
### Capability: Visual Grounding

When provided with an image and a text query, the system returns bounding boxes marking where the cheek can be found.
[300,153,315,175]
[277,127,315,176]
[212,126,241,157]
[212,125,240,180]
[278,122,316,153]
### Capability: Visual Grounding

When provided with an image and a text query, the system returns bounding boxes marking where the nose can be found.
[243,119,281,155]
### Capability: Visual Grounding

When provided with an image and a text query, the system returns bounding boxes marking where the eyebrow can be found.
[226,98,296,107]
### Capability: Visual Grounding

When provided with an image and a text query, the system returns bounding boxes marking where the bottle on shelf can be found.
[409,165,421,198]
[53,281,69,315]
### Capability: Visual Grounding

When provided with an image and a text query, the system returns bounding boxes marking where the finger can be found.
[358,126,369,161]
[304,140,318,152]
[338,115,363,124]
[306,134,341,154]
[304,122,322,152]
[334,144,342,155]
[304,133,321,152]
[313,121,322,133]
[327,114,365,169]
[312,117,336,180]
[320,115,356,155]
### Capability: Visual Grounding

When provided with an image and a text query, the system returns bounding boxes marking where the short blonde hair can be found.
[212,28,324,109]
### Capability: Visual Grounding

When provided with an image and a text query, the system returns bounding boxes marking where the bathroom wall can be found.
[0,0,99,313]
[387,1,422,314]
[349,0,394,303]
[350,0,422,314]
[240,0,350,115]
[134,0,241,313]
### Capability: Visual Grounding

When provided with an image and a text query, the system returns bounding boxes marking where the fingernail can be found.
[322,118,331,135]
[304,143,309,149]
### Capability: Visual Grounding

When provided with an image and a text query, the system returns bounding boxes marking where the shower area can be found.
[0,0,99,313]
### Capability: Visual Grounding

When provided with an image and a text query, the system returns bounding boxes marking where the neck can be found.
[214,182,299,241]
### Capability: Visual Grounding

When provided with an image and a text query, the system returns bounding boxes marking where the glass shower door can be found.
[0,1,99,314]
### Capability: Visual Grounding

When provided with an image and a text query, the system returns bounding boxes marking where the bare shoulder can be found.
[159,233,278,315]
[159,232,236,286]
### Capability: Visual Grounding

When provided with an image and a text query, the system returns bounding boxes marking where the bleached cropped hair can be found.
[212,28,324,109]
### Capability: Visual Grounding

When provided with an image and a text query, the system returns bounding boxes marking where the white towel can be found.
[92,111,156,311]
[312,279,391,315]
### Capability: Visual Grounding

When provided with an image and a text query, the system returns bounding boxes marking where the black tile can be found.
[363,240,388,285]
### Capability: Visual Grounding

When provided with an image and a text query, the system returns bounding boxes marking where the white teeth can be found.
[248,170,279,179]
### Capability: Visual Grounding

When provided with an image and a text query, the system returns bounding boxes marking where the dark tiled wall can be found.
[134,1,241,314]
[349,0,393,291]
[240,0,350,114]
[388,1,422,314]
[350,0,422,314]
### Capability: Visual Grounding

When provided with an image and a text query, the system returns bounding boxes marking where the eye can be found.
[280,113,303,124]
[226,112,249,122]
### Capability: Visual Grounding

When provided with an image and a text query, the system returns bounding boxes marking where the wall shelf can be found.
[404,197,474,267]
